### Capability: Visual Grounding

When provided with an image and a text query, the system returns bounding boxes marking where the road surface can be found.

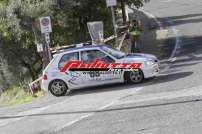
[1,0,202,133]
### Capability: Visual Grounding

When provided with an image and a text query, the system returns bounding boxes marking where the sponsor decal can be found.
[60,59,142,72]
[65,72,81,85]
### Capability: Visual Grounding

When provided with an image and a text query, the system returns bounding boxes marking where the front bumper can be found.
[142,63,160,78]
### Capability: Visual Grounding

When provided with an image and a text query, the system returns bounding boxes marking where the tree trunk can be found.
[120,0,126,24]
[21,60,37,81]
[0,69,9,91]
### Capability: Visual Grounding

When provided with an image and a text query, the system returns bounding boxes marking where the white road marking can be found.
[53,102,116,133]
[167,20,181,62]
[169,57,177,62]
[163,0,174,3]
[190,53,202,58]
[52,87,143,133]
[0,87,143,130]
[53,113,94,132]
[0,97,73,127]
[114,86,202,107]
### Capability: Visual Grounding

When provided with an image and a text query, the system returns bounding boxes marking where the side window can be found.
[81,50,114,63]
[101,56,115,63]
[58,52,79,69]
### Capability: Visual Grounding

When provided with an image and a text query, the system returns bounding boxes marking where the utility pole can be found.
[106,0,118,45]
[110,6,118,43]
[44,33,52,62]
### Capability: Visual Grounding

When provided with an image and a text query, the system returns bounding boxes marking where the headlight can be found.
[144,60,155,66]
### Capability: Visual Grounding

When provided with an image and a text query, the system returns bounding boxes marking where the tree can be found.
[118,0,148,23]
[0,0,54,82]
[52,0,112,44]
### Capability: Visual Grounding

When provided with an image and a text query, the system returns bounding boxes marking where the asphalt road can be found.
[1,0,202,133]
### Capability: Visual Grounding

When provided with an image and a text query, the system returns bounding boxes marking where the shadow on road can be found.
[156,35,202,62]
[158,13,202,27]
[68,71,193,96]
[151,71,193,84]
[170,63,199,69]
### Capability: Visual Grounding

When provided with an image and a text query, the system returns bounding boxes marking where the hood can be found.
[125,53,158,61]
[117,53,158,63]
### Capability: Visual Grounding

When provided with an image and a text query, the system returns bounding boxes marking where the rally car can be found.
[41,44,159,96]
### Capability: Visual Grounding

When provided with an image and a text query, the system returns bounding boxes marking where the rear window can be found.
[58,52,79,69]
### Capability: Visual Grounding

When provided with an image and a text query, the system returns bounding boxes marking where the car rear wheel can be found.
[49,80,68,97]
[125,69,144,84]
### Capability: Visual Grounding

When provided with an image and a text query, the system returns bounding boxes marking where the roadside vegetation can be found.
[0,0,148,106]
[0,85,44,107]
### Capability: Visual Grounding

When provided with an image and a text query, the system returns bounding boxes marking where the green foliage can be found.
[0,0,53,82]
[52,0,113,44]
[0,85,44,106]
[0,0,149,93]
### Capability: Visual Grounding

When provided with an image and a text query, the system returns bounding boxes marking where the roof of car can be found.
[55,44,107,55]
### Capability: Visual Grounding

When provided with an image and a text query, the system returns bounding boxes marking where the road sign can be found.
[39,16,52,34]
[106,0,117,7]
[37,43,43,53]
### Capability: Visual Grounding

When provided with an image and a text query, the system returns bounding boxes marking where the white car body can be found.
[41,44,159,94]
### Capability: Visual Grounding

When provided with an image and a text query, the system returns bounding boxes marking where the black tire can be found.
[49,80,69,97]
[124,69,144,84]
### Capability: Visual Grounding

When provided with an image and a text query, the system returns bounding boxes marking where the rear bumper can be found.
[41,80,49,92]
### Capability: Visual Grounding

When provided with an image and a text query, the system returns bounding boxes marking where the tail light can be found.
[43,74,48,80]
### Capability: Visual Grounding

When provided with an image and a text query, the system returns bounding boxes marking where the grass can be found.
[0,85,44,107]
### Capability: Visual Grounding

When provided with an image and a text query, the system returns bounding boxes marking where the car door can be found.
[58,52,84,88]
[80,49,122,86]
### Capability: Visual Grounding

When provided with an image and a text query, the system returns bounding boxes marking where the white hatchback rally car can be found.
[42,44,159,96]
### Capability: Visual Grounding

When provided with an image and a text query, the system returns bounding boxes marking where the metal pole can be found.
[45,33,52,62]
[110,6,118,45]
[47,42,52,62]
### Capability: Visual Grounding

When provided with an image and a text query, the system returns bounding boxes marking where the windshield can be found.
[101,46,126,59]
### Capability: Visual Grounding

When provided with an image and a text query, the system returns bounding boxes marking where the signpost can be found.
[106,0,117,7]
[106,0,117,45]
[39,16,52,62]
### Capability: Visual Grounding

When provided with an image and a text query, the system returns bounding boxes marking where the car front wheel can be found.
[125,69,144,84]
[49,80,68,97]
